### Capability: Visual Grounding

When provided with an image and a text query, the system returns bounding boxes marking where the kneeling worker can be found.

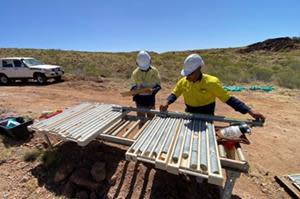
[160,54,265,121]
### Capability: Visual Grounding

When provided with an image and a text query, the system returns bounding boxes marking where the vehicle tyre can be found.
[0,74,9,85]
[54,76,62,82]
[35,73,47,85]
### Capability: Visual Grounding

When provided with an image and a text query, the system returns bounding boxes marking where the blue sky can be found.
[0,0,299,52]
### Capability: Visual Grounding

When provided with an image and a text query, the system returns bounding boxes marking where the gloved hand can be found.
[248,109,265,122]
[159,102,169,112]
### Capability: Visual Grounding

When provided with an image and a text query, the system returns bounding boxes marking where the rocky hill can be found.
[239,37,300,53]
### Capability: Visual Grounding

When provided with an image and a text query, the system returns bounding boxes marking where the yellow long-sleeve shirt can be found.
[171,74,231,107]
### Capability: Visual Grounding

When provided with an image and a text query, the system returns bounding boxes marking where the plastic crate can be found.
[0,117,33,140]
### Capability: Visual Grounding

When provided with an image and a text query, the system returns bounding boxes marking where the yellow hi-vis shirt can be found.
[131,66,161,90]
[171,74,230,107]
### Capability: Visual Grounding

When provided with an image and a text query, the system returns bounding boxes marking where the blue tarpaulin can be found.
[224,86,274,92]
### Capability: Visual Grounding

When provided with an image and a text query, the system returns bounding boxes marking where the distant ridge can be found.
[239,37,300,53]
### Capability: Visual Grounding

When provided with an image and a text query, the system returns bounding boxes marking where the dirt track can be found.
[0,79,299,199]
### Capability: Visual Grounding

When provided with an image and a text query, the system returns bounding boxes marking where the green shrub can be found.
[42,149,63,168]
[1,47,300,88]
[249,67,273,82]
[276,69,300,89]
[23,149,43,162]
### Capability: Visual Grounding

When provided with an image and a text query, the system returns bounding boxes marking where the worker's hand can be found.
[145,88,153,94]
[248,110,265,122]
[131,88,152,96]
[160,103,169,112]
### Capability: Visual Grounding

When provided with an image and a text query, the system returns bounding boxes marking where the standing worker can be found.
[159,54,265,121]
[131,51,161,119]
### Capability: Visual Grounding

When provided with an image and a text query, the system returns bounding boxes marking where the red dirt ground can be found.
[0,78,299,199]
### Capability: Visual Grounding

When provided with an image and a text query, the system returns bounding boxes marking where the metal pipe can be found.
[40,103,105,130]
[288,175,300,182]
[144,118,171,156]
[58,110,114,139]
[190,137,198,169]
[61,107,116,136]
[33,103,93,128]
[78,113,123,143]
[68,110,120,138]
[127,120,151,153]
[152,118,176,157]
[131,117,160,151]
[142,117,167,155]
[207,122,220,174]
[161,118,181,154]
[53,105,111,130]
[116,106,264,127]
[51,108,110,136]
[34,103,125,146]
[36,106,93,130]
[200,121,208,171]
[52,105,112,132]
[48,105,110,132]
[78,109,122,136]
[172,119,186,163]
[139,117,166,154]
[190,120,199,169]
[60,106,122,133]
[77,112,122,139]
[182,119,193,159]
[131,117,160,152]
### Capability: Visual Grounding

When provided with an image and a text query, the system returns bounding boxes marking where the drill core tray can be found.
[126,115,223,186]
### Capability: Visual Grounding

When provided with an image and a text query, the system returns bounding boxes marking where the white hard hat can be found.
[181,54,204,76]
[136,51,151,70]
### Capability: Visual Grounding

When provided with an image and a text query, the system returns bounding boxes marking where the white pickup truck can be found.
[0,57,64,85]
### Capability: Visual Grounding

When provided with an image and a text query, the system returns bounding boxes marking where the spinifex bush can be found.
[1,46,300,88]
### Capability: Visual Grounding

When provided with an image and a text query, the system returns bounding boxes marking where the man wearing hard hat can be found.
[131,51,161,118]
[160,54,265,121]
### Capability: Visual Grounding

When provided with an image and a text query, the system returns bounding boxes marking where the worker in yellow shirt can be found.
[131,51,161,118]
[160,54,265,121]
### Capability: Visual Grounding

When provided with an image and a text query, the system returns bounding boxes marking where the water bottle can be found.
[220,124,251,139]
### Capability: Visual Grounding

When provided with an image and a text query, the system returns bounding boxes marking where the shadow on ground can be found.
[31,141,125,198]
[0,132,34,148]
[30,141,241,199]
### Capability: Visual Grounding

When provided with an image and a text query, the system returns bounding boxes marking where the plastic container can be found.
[0,117,33,140]
[220,124,251,139]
